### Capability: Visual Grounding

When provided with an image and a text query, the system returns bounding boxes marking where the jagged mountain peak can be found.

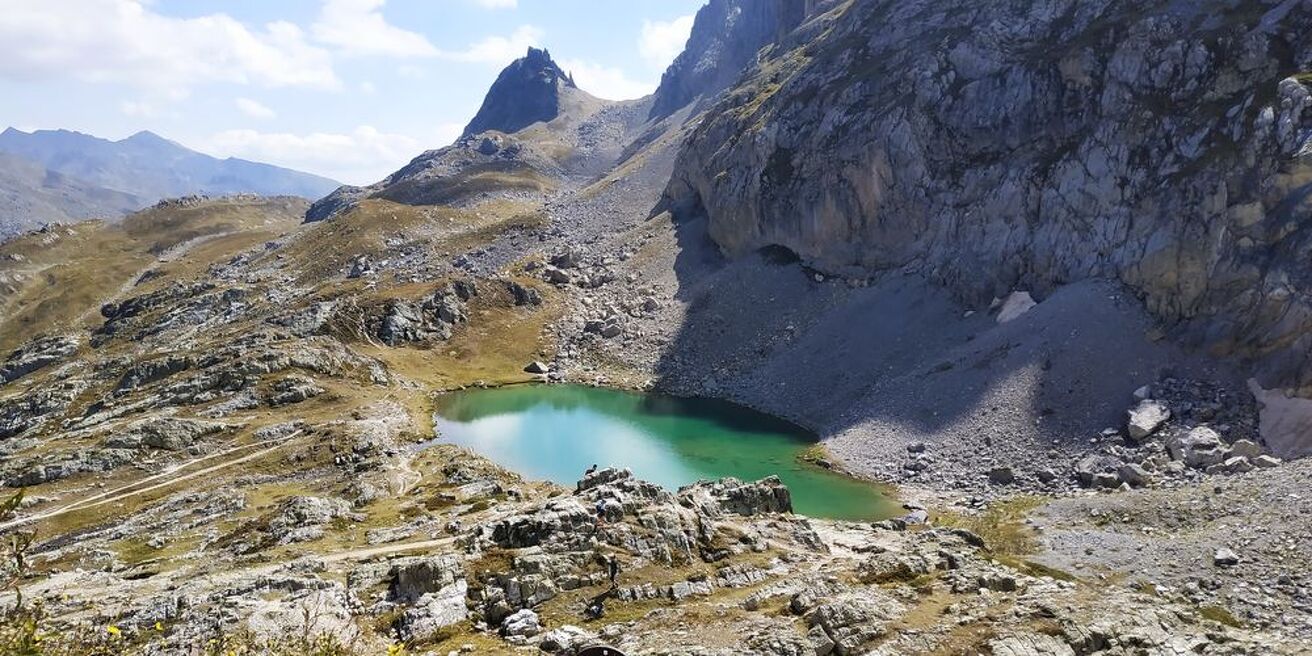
[462,46,581,138]
[648,0,807,120]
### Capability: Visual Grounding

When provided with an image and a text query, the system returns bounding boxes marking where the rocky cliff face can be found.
[665,0,1312,396]
[648,0,809,120]
[463,47,577,137]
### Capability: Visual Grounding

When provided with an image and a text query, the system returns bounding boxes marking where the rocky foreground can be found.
[3,448,1305,655]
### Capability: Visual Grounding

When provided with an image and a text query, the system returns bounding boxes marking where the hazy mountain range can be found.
[0,128,339,238]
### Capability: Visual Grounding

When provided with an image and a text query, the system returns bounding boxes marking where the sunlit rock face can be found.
[666,0,1312,398]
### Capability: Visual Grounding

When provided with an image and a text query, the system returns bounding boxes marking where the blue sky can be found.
[0,0,703,184]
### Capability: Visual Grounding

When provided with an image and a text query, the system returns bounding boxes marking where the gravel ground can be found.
[1030,458,1312,640]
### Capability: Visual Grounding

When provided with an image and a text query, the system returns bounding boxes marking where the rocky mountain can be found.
[648,0,808,120]
[665,0,1312,414]
[463,47,579,137]
[0,128,340,230]
[308,47,642,223]
[5,0,1312,653]
[0,151,143,237]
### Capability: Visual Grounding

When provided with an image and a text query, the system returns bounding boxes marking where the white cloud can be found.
[440,25,542,64]
[397,65,427,79]
[472,0,517,8]
[0,0,339,91]
[312,0,438,58]
[560,59,656,101]
[235,97,276,119]
[201,125,460,185]
[120,100,159,118]
[639,15,695,69]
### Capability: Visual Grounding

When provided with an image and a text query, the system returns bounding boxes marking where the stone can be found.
[1117,463,1152,487]
[506,281,542,306]
[995,291,1037,323]
[988,632,1076,656]
[1226,439,1262,460]
[1167,426,1227,469]
[500,608,541,637]
[1075,454,1123,488]
[857,550,933,583]
[524,361,549,374]
[1251,454,1282,468]
[1214,548,1240,567]
[538,625,595,653]
[550,248,582,269]
[390,556,465,602]
[987,466,1015,485]
[1127,400,1171,441]
[0,334,79,384]
[1213,456,1254,475]
[399,586,470,641]
[544,267,572,285]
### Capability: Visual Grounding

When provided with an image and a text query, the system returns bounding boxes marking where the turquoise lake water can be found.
[430,385,897,521]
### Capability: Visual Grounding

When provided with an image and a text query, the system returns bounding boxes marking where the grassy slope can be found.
[0,197,307,353]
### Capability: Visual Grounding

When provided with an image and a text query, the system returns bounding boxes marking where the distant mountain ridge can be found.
[0,128,341,239]
[0,151,144,237]
[0,128,340,201]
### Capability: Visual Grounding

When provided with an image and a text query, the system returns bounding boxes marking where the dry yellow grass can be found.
[0,197,306,352]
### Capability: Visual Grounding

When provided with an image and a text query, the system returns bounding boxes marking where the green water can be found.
[429,385,897,521]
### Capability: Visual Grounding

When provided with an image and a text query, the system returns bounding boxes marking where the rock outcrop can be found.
[665,0,1312,404]
[464,47,577,138]
[648,0,808,120]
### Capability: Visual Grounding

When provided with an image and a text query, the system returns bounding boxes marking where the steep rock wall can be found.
[665,0,1312,396]
[648,0,810,120]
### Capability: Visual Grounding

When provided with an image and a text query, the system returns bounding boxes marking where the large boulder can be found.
[679,476,793,516]
[1166,426,1227,469]
[500,608,541,637]
[1127,400,1171,442]
[389,555,465,602]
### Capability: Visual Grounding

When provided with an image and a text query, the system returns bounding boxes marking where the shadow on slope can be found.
[651,210,1241,482]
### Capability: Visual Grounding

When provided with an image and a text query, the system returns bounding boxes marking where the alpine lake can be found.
[429,384,898,521]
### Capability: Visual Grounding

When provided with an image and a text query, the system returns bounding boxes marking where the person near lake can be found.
[607,555,620,585]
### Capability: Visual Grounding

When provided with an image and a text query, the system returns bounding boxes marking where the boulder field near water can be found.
[8,459,1303,654]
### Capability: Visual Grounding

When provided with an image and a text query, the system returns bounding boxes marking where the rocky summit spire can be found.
[649,0,806,120]
[462,47,577,138]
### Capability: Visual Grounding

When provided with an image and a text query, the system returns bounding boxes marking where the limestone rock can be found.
[1127,400,1171,441]
[1167,426,1227,469]
[500,608,541,637]
[1213,548,1240,567]
[0,334,79,384]
[663,0,1312,405]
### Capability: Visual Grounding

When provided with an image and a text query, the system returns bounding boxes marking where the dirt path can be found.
[0,431,302,533]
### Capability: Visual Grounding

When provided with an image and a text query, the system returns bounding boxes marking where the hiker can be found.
[607,555,620,585]
[585,463,598,476]
[595,498,607,525]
